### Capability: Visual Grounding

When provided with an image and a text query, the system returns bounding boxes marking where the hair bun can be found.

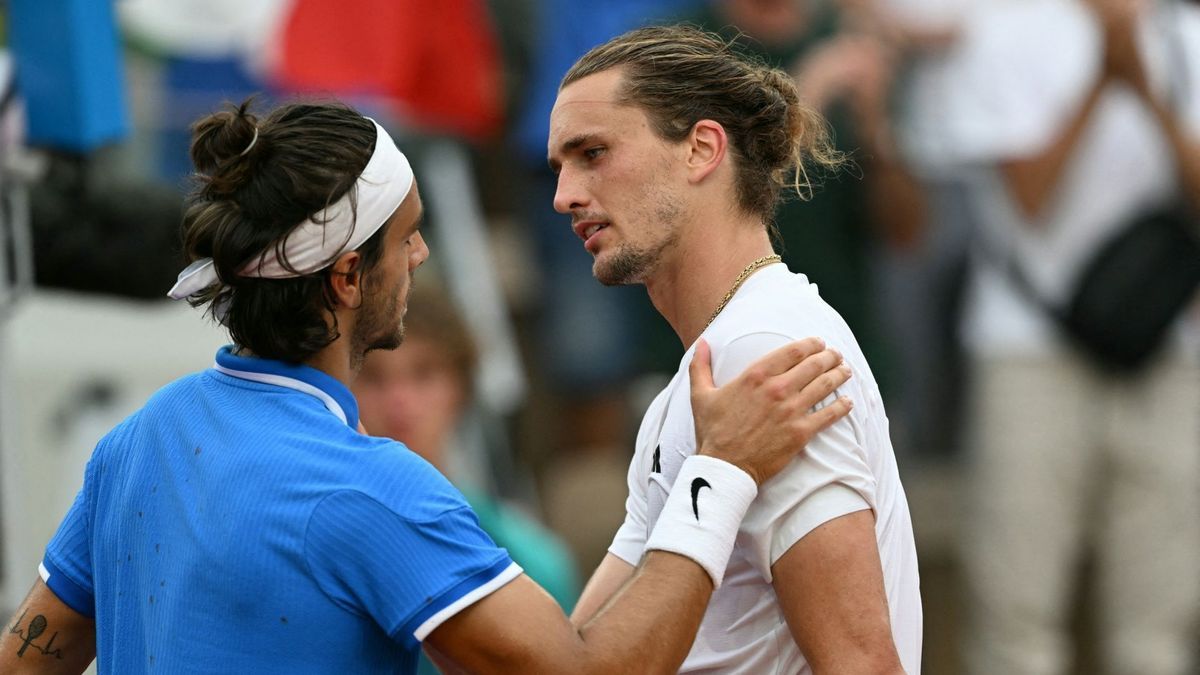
[190,99,261,195]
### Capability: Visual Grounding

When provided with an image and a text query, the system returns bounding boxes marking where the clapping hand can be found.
[1093,0,1152,96]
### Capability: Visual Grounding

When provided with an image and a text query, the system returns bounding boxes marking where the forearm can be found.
[436,552,715,675]
[1001,73,1109,220]
[572,551,713,674]
[430,461,745,674]
[1144,91,1200,209]
[855,113,927,250]
[571,455,757,672]
[0,580,95,675]
[569,553,634,628]
[864,150,927,250]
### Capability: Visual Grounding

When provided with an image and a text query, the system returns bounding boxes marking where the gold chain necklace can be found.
[705,254,782,330]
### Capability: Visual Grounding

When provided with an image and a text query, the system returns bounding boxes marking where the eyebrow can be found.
[547,133,600,174]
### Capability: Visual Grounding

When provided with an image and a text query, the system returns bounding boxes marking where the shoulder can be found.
[702,268,863,383]
[327,435,471,522]
[144,370,211,407]
[302,448,490,584]
[465,491,577,591]
[707,267,838,341]
[130,370,220,437]
[90,372,208,464]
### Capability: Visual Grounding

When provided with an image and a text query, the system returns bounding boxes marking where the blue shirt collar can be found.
[212,346,359,429]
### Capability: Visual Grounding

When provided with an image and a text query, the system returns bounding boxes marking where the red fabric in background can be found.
[273,0,503,141]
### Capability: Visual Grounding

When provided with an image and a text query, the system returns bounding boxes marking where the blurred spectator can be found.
[875,0,983,468]
[353,285,580,622]
[686,0,928,401]
[919,0,1200,672]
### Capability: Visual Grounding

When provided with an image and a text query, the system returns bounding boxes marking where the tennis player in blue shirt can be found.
[0,100,852,674]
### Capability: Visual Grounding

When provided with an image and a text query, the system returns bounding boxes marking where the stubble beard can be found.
[592,194,683,286]
[594,243,666,286]
[351,283,406,368]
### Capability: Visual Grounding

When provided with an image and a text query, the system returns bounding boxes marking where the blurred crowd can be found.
[1,0,1198,673]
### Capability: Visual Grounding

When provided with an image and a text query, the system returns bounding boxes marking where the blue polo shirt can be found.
[41,347,519,674]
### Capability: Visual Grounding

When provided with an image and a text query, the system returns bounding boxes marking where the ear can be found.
[328,251,365,309]
[685,119,728,185]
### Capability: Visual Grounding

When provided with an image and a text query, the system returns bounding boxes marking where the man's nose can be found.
[412,232,430,267]
[552,168,587,215]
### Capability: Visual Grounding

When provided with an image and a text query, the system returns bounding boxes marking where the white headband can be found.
[167,119,414,300]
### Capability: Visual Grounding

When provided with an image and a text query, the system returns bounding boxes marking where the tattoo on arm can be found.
[8,608,64,659]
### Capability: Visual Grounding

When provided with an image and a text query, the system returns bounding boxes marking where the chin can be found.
[593,249,651,286]
[593,266,626,287]
[373,332,404,352]
[362,326,404,355]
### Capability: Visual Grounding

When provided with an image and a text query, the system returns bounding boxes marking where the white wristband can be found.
[644,455,758,587]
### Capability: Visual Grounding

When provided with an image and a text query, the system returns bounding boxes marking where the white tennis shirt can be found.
[610,264,922,674]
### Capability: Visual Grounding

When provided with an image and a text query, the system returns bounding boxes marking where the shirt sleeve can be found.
[608,446,650,567]
[304,488,520,649]
[42,460,97,618]
[712,332,876,582]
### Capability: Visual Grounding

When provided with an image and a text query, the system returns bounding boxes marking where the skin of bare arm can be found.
[570,553,636,628]
[0,580,95,675]
[427,553,712,674]
[999,76,1108,221]
[772,510,905,675]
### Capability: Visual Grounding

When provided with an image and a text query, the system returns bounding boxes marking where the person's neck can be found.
[303,312,360,389]
[644,215,777,348]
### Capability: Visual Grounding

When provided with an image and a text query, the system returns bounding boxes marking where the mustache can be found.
[570,212,608,226]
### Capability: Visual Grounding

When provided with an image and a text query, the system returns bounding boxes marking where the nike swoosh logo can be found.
[691,477,711,520]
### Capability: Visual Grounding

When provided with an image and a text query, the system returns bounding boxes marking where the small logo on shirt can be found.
[690,477,711,520]
[652,446,662,474]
